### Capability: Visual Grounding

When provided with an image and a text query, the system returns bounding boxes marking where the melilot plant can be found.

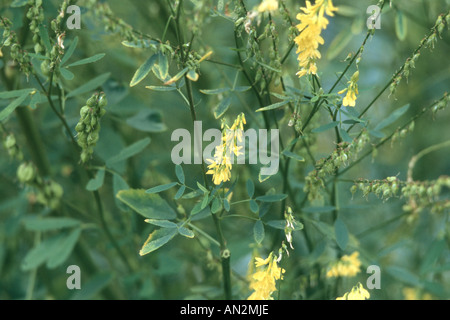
[0,0,449,300]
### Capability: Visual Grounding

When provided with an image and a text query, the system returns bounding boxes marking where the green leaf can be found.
[326,29,353,60]
[60,68,75,81]
[158,53,169,80]
[66,53,106,68]
[200,87,231,95]
[256,194,288,202]
[419,239,446,275]
[282,150,305,162]
[246,179,255,198]
[334,218,349,250]
[311,121,339,133]
[121,39,154,48]
[174,185,186,200]
[113,173,130,211]
[0,92,30,122]
[146,182,178,194]
[386,266,420,286]
[139,228,178,256]
[86,169,105,191]
[106,137,151,167]
[0,88,35,99]
[200,194,210,210]
[395,10,407,41]
[214,96,232,119]
[164,67,189,85]
[11,0,29,7]
[233,86,252,92]
[47,228,82,269]
[21,233,66,271]
[70,273,113,300]
[249,200,258,213]
[256,100,290,112]
[67,73,110,98]
[117,189,177,220]
[27,53,51,60]
[22,217,81,232]
[211,198,222,214]
[196,182,208,194]
[224,198,230,212]
[374,104,410,131]
[60,37,79,66]
[126,110,167,133]
[253,220,265,244]
[38,24,52,53]
[178,226,195,238]
[175,165,185,184]
[339,128,353,143]
[190,202,204,216]
[130,54,157,87]
[145,85,177,91]
[144,219,178,228]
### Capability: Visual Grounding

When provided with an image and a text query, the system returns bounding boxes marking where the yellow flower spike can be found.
[339,70,360,107]
[337,283,370,300]
[326,251,362,278]
[258,0,279,13]
[294,0,338,78]
[248,253,285,300]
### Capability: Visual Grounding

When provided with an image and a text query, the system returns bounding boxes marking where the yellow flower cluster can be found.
[326,251,362,278]
[294,0,338,78]
[339,70,359,107]
[248,253,285,300]
[336,282,370,300]
[258,0,278,13]
[206,113,246,185]
[403,287,433,300]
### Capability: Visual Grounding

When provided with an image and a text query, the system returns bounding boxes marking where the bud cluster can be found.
[304,131,370,202]
[75,93,107,163]
[16,162,64,209]
[351,176,450,216]
[432,92,449,115]
[0,17,32,75]
[26,0,45,55]
[2,131,23,161]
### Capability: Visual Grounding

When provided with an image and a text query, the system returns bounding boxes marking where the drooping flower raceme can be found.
[206,113,246,185]
[336,282,370,300]
[294,0,338,78]
[326,251,362,278]
[248,252,285,300]
[339,70,359,107]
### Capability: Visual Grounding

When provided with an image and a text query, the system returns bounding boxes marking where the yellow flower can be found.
[337,283,370,300]
[258,0,278,13]
[326,251,362,278]
[403,287,433,300]
[206,113,246,185]
[338,70,359,107]
[294,0,338,78]
[248,252,285,300]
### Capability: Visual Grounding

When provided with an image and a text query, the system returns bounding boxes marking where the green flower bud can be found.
[80,106,90,118]
[75,123,85,132]
[17,163,36,183]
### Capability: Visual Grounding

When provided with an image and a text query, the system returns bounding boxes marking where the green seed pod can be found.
[87,96,98,107]
[4,134,16,149]
[80,106,90,118]
[80,151,90,163]
[50,181,64,199]
[40,60,51,76]
[17,163,36,183]
[75,123,85,133]
[90,117,97,127]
